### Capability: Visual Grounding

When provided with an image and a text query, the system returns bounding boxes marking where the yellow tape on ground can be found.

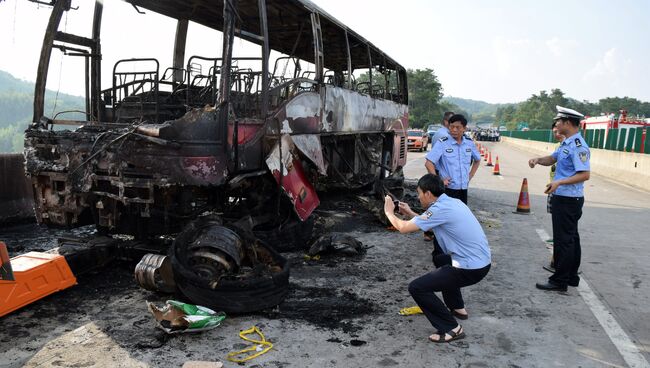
[226,326,273,363]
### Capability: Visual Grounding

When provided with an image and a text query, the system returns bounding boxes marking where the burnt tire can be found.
[253,216,314,252]
[173,254,290,314]
[170,220,290,314]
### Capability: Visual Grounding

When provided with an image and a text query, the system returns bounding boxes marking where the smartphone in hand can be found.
[393,200,400,213]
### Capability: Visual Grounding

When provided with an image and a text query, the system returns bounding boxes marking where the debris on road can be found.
[170,217,290,313]
[147,300,226,334]
[307,233,367,257]
[226,326,274,363]
[398,305,423,316]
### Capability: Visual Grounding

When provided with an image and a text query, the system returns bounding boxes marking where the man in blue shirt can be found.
[384,174,491,343]
[529,106,590,292]
[425,114,481,205]
[430,111,454,150]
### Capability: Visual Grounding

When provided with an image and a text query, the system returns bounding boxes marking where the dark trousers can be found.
[409,263,490,334]
[549,195,583,287]
[445,188,468,204]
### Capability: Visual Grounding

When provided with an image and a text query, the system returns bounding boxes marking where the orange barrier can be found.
[492,156,501,175]
[486,152,493,167]
[515,178,531,213]
[0,242,77,317]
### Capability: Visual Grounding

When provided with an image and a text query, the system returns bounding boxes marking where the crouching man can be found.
[383,174,491,343]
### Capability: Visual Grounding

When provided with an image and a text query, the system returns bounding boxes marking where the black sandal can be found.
[429,326,466,343]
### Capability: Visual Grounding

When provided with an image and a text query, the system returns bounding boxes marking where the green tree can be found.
[406,68,444,128]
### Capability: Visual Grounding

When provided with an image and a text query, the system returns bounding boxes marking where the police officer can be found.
[383,174,491,343]
[529,106,590,292]
[430,111,455,150]
[425,114,481,205]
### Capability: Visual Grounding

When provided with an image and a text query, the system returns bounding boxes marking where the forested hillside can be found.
[442,96,505,124]
[0,70,85,152]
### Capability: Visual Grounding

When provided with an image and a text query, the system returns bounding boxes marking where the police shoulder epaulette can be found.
[465,136,473,141]
[575,138,582,147]
[440,136,449,142]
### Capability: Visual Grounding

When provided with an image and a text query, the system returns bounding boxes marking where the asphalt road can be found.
[2,141,649,368]
[406,140,650,367]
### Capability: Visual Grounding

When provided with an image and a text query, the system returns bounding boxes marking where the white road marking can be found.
[497,175,504,180]
[535,229,650,368]
[535,228,551,242]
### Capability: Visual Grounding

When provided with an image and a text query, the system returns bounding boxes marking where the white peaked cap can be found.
[554,105,584,120]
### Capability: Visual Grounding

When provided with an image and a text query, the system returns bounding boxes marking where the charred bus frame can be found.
[25,0,409,239]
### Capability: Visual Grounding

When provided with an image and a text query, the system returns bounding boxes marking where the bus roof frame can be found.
[125,0,405,73]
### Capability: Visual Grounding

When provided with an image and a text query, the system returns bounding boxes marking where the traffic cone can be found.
[486,151,493,166]
[514,178,531,214]
[483,150,488,161]
[492,156,501,175]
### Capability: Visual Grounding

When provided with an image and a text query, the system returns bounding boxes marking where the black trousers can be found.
[549,195,583,287]
[445,188,468,204]
[409,263,490,334]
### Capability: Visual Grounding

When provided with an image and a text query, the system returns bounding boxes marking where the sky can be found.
[1,0,649,104]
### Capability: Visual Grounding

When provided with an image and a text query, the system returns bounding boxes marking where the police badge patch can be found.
[578,151,588,163]
[466,148,471,152]
[425,210,433,219]
[575,138,582,147]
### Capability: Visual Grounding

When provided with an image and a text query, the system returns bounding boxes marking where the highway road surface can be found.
[1,140,649,368]
[407,140,650,367]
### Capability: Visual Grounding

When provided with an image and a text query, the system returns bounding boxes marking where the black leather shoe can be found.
[536,281,567,292]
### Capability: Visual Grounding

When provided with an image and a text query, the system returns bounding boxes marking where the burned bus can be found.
[24,0,409,244]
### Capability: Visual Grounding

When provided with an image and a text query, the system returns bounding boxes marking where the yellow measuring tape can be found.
[226,326,273,363]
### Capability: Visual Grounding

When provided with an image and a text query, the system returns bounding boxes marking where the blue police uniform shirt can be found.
[425,135,481,190]
[412,194,491,269]
[551,132,590,197]
[431,126,450,149]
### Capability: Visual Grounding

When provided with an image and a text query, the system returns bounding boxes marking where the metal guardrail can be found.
[501,128,649,153]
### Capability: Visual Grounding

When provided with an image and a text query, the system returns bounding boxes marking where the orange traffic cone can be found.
[492,156,501,175]
[486,151,493,166]
[514,178,531,214]
[483,150,488,161]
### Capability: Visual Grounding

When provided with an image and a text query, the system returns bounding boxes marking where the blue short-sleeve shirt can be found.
[425,136,481,190]
[431,127,450,150]
[551,132,590,197]
[412,194,491,269]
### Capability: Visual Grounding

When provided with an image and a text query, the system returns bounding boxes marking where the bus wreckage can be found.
[23,0,409,312]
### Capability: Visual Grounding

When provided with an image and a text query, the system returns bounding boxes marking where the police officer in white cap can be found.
[528,106,590,292]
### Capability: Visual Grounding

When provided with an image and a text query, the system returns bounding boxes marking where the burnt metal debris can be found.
[307,233,367,257]
[23,0,409,312]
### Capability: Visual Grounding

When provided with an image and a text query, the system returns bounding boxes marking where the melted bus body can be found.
[25,0,408,239]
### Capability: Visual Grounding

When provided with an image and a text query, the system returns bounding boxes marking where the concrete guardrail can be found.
[0,153,34,225]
